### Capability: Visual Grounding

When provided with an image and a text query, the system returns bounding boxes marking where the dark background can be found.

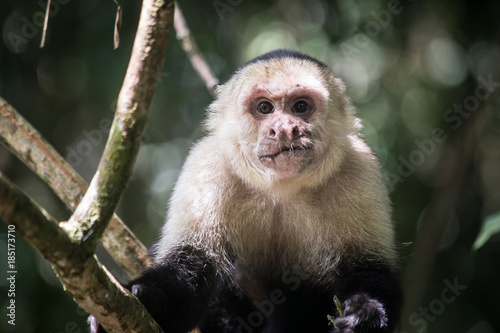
[1,0,500,332]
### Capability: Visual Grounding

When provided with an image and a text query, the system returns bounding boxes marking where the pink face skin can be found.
[244,80,327,179]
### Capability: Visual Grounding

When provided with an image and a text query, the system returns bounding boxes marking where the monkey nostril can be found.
[292,126,300,138]
[268,128,277,138]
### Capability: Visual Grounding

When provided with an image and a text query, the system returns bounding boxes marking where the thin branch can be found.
[61,0,175,251]
[40,0,51,47]
[112,0,123,49]
[174,2,219,96]
[0,172,162,333]
[0,97,151,279]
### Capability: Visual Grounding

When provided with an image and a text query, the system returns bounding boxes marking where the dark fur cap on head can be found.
[239,49,329,71]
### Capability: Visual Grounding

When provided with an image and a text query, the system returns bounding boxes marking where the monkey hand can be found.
[88,262,213,333]
[87,281,172,333]
[331,293,389,333]
[87,282,196,333]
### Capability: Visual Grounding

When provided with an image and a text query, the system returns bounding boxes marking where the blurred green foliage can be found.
[473,212,500,251]
[1,0,500,332]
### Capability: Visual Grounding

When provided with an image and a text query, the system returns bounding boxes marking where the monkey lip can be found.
[259,145,313,160]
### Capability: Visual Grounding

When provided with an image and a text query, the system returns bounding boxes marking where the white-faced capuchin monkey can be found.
[89,49,403,333]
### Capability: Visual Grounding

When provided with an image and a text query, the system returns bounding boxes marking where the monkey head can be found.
[206,52,359,195]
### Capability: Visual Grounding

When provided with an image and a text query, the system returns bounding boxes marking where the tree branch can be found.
[40,0,51,47]
[0,0,203,331]
[174,2,219,96]
[0,172,162,333]
[61,0,175,251]
[0,97,151,279]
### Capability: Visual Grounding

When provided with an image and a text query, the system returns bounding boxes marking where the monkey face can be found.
[240,66,331,179]
[250,92,317,178]
[207,56,354,192]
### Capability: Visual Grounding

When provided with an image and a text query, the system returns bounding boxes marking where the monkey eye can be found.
[256,101,274,114]
[292,100,310,114]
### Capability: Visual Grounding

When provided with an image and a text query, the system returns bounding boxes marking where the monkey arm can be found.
[128,245,216,333]
[89,245,216,333]
[331,257,403,333]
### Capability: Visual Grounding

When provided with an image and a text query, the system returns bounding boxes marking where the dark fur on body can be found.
[90,246,401,332]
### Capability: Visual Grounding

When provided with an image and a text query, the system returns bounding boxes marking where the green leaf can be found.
[333,295,344,317]
[472,211,500,251]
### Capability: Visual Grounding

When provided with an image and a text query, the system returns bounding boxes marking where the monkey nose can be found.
[267,125,301,141]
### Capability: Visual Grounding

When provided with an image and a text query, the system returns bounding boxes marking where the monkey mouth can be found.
[259,145,313,160]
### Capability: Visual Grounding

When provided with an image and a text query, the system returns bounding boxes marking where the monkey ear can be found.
[330,75,347,94]
[212,84,223,99]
